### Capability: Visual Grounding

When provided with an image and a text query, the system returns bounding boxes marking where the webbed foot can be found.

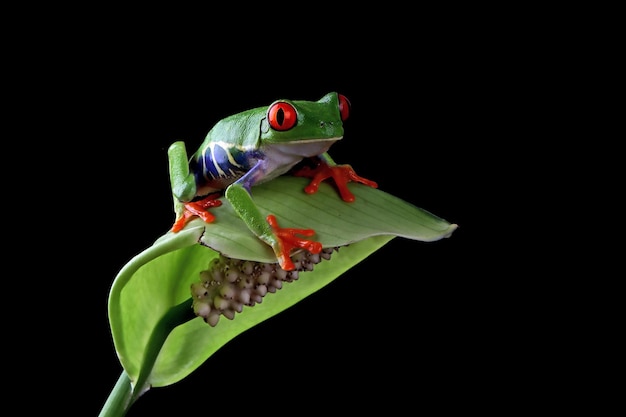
[293,161,378,202]
[171,193,223,232]
[267,214,322,271]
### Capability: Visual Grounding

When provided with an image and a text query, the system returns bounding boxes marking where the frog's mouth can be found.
[290,136,342,143]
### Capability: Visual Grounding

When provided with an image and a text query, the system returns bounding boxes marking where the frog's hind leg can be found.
[171,193,223,232]
[266,214,322,271]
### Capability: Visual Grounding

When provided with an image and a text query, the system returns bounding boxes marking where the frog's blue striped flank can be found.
[193,141,261,186]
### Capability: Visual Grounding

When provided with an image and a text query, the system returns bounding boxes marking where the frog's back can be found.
[204,108,265,149]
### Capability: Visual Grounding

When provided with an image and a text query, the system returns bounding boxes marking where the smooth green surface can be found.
[108,176,457,392]
[157,176,458,262]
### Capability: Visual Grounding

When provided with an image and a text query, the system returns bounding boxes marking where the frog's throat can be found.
[268,138,341,158]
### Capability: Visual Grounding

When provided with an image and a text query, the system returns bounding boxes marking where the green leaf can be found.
[108,176,457,393]
[156,176,458,262]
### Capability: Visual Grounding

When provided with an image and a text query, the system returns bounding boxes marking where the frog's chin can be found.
[269,136,342,158]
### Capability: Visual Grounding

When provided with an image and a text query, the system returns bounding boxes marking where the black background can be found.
[27,21,528,416]
[89,78,491,415]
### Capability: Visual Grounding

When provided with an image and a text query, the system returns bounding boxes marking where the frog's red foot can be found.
[293,162,378,202]
[171,194,222,233]
[267,214,322,271]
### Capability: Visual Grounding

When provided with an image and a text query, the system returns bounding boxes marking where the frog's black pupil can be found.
[277,108,284,126]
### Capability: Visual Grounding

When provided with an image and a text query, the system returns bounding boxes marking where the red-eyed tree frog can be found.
[168,92,378,271]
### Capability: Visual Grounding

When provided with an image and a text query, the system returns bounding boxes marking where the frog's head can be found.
[259,92,350,146]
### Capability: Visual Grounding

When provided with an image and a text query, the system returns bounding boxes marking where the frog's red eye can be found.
[268,101,298,131]
[338,94,351,121]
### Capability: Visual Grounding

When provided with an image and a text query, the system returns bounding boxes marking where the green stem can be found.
[98,371,132,417]
[99,298,196,417]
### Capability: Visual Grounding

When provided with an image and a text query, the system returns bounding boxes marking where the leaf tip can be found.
[445,223,459,238]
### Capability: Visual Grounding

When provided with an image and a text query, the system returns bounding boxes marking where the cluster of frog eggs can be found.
[191,247,339,326]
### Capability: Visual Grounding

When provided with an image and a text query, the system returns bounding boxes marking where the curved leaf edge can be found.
[108,225,205,373]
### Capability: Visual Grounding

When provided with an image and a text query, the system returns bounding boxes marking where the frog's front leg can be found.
[170,193,223,232]
[225,166,322,271]
[292,153,378,202]
[168,141,222,232]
